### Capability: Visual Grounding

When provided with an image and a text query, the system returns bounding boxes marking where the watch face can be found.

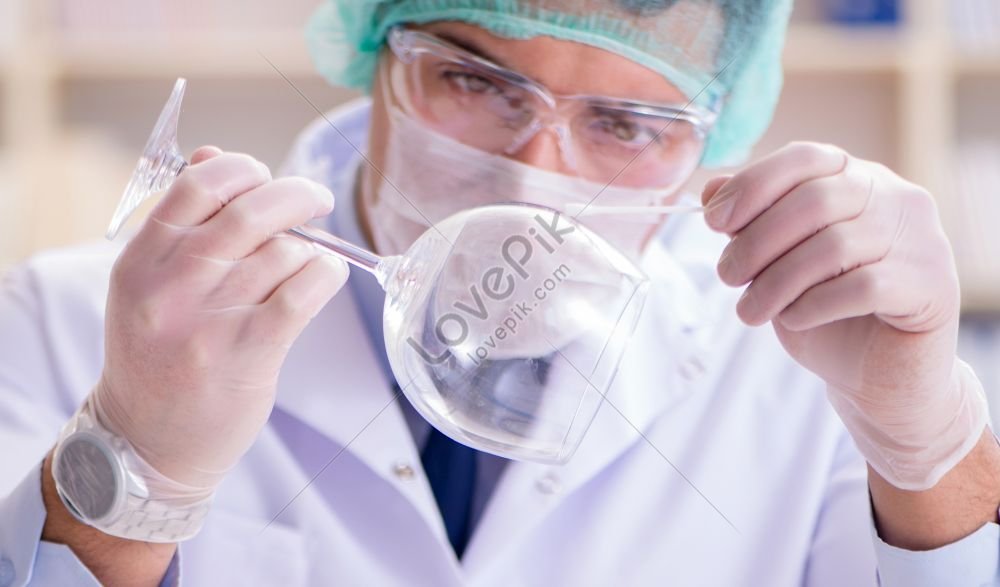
[55,434,120,521]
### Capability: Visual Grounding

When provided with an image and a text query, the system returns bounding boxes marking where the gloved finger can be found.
[775,263,896,331]
[190,145,224,165]
[255,255,350,343]
[700,175,732,206]
[207,235,320,307]
[718,164,873,287]
[705,142,847,233]
[736,212,894,326]
[189,177,334,261]
[150,152,272,229]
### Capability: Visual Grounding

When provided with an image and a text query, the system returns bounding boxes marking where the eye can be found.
[592,113,660,147]
[442,69,502,95]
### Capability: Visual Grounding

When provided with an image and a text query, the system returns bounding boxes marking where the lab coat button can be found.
[0,556,14,587]
[679,356,706,381]
[392,462,416,480]
[535,474,561,495]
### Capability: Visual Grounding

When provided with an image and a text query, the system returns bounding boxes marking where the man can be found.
[1,1,998,585]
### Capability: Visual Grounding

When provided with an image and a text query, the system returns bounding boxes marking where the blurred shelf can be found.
[961,289,1000,315]
[953,48,1000,75]
[0,46,14,76]
[783,24,908,73]
[784,24,1000,78]
[44,24,918,78]
[51,31,314,78]
[32,24,1000,80]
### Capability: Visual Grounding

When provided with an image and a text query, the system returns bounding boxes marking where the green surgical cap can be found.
[305,0,792,167]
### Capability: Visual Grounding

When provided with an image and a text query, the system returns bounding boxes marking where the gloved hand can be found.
[91,146,349,496]
[703,142,990,491]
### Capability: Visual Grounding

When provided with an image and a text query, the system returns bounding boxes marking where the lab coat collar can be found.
[461,236,717,573]
[271,236,714,572]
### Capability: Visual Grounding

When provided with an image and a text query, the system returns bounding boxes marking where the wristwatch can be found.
[51,397,213,543]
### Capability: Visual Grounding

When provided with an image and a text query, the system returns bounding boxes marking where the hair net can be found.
[305,0,792,167]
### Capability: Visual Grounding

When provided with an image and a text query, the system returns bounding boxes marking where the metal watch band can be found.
[100,492,212,543]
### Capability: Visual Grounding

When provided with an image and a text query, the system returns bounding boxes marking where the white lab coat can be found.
[1,98,931,586]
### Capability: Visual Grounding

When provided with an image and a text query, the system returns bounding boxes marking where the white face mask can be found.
[362,62,676,260]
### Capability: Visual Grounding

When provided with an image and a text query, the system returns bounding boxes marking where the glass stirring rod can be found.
[564,203,706,216]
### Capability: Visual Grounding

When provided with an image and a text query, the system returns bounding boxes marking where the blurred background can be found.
[0,0,997,420]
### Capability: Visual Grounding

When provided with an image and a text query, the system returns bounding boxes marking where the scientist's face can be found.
[361,20,695,253]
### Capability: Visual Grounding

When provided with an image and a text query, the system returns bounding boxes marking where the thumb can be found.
[701,175,733,206]
[190,145,224,165]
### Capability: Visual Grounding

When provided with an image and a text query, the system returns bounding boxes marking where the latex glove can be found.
[703,142,990,491]
[92,146,349,496]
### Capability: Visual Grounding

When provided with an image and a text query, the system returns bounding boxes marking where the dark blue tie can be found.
[421,427,478,559]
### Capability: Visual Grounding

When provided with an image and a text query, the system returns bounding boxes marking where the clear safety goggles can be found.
[385,26,718,190]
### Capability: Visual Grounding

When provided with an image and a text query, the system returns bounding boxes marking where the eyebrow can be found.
[433,31,512,70]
